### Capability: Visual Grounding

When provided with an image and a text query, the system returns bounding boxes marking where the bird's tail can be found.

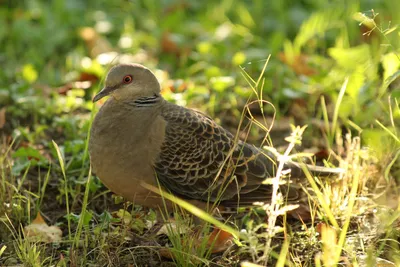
[259,146,344,178]
[284,161,344,178]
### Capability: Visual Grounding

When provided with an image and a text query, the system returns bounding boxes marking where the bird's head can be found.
[93,63,161,102]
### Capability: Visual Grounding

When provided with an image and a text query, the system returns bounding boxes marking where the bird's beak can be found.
[93,86,115,102]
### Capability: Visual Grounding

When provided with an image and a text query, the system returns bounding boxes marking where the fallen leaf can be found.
[24,212,62,243]
[79,27,113,57]
[207,228,234,253]
[57,72,99,95]
[163,2,189,15]
[78,72,99,83]
[159,227,234,260]
[161,31,180,56]
[161,31,190,58]
[57,84,73,95]
[159,247,174,259]
[156,221,190,236]
[313,149,330,161]
[279,52,317,76]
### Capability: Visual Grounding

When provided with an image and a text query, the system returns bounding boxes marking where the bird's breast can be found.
[89,105,166,203]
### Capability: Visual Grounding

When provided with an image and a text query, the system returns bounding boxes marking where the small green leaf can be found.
[346,67,364,100]
[197,41,212,54]
[81,210,93,226]
[0,245,6,257]
[22,64,38,83]
[12,147,44,160]
[328,45,370,71]
[232,52,246,66]
[210,76,235,93]
[205,66,222,78]
[52,140,65,174]
[382,53,400,81]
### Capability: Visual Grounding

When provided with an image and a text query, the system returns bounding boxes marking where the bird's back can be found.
[155,102,286,205]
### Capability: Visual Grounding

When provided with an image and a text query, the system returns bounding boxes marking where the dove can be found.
[89,63,342,217]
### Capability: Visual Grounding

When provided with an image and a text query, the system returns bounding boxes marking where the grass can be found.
[1,0,400,266]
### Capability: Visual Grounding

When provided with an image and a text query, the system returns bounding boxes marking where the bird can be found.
[89,63,343,219]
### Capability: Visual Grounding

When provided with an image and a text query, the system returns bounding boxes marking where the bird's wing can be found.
[154,103,284,204]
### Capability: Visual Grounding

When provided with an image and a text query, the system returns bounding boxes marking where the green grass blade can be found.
[141,182,240,239]
[52,140,71,239]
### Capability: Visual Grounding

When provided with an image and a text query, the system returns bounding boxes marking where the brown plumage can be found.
[89,63,342,215]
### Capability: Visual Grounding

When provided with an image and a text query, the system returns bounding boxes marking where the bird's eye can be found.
[123,75,133,84]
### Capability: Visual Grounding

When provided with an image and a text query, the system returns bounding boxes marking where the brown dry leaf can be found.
[207,228,234,253]
[57,84,74,95]
[24,212,62,243]
[159,247,174,259]
[159,227,234,260]
[79,27,113,57]
[163,2,189,15]
[57,71,98,95]
[313,149,331,161]
[78,72,99,83]
[161,31,181,56]
[162,79,190,95]
[0,107,6,129]
[161,32,190,58]
[279,52,317,76]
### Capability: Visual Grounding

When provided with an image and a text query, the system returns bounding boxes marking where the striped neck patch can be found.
[126,94,161,107]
